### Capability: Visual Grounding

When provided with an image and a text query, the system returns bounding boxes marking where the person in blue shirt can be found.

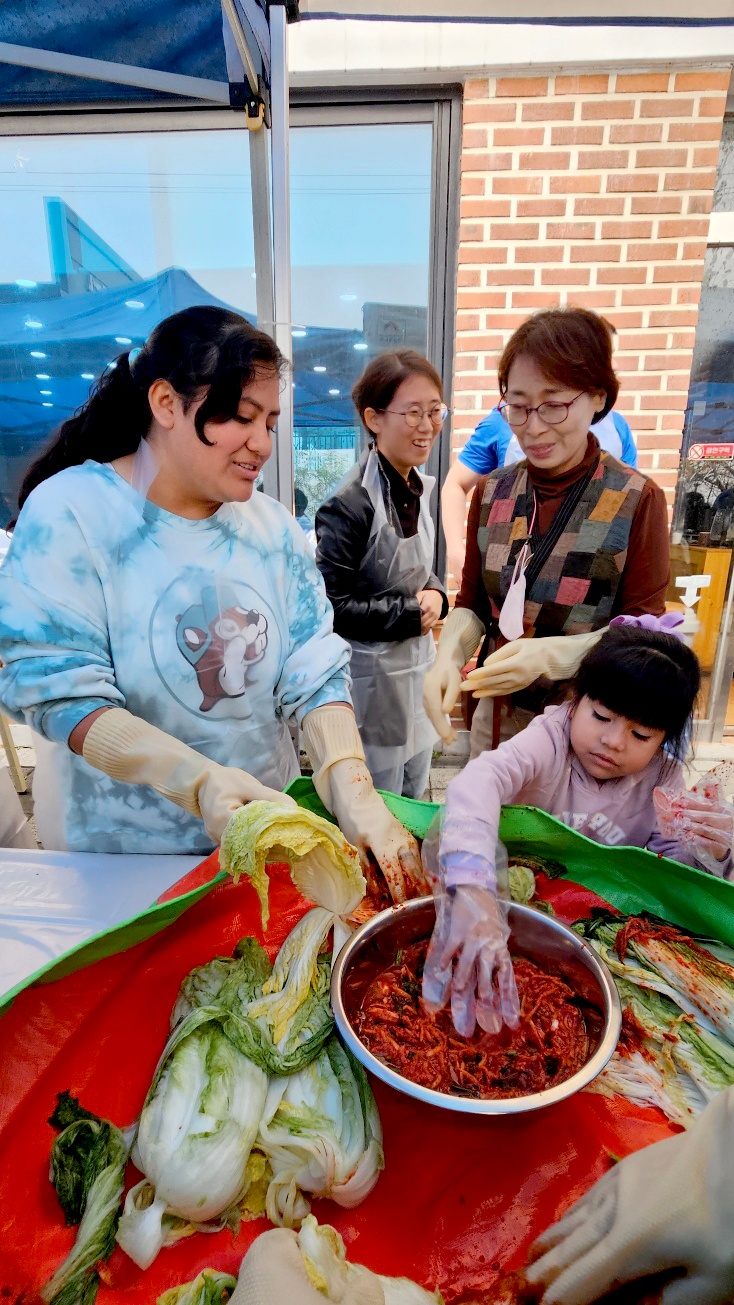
[441,405,637,584]
[0,307,423,899]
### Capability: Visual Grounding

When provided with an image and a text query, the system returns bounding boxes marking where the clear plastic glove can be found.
[422,881,520,1038]
[526,1085,734,1305]
[461,630,603,700]
[653,774,733,873]
[422,606,485,745]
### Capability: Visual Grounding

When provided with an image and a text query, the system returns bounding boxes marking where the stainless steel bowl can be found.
[331,897,621,1116]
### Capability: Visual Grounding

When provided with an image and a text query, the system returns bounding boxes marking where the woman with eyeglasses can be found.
[420,306,671,1042]
[315,349,449,800]
[424,306,670,759]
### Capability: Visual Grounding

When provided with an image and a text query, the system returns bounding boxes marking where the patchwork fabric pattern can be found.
[478,453,646,636]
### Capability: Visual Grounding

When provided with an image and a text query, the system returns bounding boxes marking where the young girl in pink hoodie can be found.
[424,619,733,1039]
[440,619,733,888]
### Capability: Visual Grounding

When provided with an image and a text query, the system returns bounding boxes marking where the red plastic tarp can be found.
[0,858,676,1303]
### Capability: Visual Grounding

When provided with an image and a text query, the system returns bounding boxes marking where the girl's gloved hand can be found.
[654,777,733,867]
[422,877,520,1038]
[675,787,733,863]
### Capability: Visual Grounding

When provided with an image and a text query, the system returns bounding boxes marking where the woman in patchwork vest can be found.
[424,307,670,757]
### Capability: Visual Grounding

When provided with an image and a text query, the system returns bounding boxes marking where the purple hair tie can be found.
[609,611,685,641]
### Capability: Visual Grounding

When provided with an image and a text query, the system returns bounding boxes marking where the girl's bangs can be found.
[578,648,691,738]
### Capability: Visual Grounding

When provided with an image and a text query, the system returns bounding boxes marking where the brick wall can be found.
[454,68,730,507]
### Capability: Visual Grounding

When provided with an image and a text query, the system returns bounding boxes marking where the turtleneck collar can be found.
[526,433,601,501]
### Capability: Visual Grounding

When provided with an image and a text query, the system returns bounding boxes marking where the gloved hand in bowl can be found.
[420,817,520,1038]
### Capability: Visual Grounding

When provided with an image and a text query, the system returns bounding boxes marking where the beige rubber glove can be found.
[526,1086,734,1305]
[302,704,426,902]
[82,708,296,845]
[422,606,485,746]
[461,629,605,700]
[231,1227,384,1305]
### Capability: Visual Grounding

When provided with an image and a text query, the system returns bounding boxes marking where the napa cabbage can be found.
[41,1093,132,1305]
[157,1269,237,1305]
[580,916,734,1126]
[116,908,354,1270]
[296,1215,443,1304]
[257,1035,384,1227]
[116,1011,269,1269]
[220,800,365,927]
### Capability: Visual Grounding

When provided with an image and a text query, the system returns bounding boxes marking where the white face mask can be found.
[498,496,537,643]
[498,540,531,642]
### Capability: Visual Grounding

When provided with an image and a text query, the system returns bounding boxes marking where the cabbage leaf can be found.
[220,800,365,926]
[583,938,734,1126]
[157,1269,237,1305]
[297,1215,443,1304]
[117,1014,269,1269]
[257,1035,384,1227]
[42,1093,131,1305]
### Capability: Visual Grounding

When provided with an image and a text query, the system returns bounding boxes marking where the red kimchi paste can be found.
[356,940,591,1100]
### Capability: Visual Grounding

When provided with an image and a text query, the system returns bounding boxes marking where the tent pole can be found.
[268,1,294,512]
[248,125,280,501]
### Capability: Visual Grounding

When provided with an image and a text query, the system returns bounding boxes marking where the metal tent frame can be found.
[0,0,299,507]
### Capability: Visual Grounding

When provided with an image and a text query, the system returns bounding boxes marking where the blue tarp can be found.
[0,266,367,518]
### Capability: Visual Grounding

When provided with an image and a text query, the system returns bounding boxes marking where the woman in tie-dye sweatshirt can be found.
[0,307,424,899]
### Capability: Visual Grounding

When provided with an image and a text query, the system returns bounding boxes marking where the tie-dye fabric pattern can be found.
[0,462,351,852]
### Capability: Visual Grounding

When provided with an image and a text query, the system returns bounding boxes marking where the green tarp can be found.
[2,778,733,1016]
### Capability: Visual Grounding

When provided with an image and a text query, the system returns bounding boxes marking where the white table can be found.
[0,848,201,1002]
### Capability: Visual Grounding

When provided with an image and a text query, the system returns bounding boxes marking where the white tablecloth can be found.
[0,849,202,1001]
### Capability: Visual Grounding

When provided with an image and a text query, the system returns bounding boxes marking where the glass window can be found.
[675,114,734,737]
[1,111,444,539]
[0,124,256,527]
[289,120,433,520]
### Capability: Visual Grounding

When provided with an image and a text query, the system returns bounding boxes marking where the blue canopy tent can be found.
[0,0,299,505]
[0,264,369,523]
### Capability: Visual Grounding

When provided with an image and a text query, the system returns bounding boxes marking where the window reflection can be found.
[290,122,432,510]
[0,119,433,526]
[0,128,256,525]
[675,115,734,730]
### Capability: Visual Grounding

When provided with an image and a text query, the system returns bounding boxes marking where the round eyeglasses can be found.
[498,393,585,428]
[382,404,450,429]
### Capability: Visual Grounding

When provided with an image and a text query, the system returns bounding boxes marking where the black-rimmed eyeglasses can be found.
[498,393,585,428]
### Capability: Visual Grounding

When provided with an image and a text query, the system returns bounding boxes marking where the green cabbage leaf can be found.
[157,1268,237,1305]
[42,1093,132,1305]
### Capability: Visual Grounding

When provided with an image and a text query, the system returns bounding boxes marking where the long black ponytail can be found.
[17,305,286,514]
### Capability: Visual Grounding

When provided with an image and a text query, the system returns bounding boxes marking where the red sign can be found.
[688,442,734,460]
